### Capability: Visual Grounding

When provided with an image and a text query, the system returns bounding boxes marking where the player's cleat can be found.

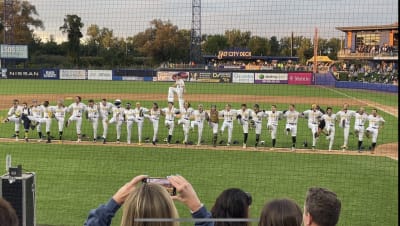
[152,141,156,145]
[93,139,97,143]
[260,140,265,145]
[163,138,168,142]
[312,146,315,150]
[102,137,106,144]
[340,145,347,149]
[242,143,246,149]
[46,140,51,143]
[227,142,230,146]
[77,138,81,143]
[167,142,170,147]
[25,137,28,142]
[116,139,120,144]
[291,147,295,151]
[37,139,42,143]
[127,141,131,144]
[137,142,142,146]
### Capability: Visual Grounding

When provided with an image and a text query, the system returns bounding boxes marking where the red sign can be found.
[288,72,313,85]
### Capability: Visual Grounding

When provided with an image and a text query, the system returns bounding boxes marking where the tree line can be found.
[0,0,341,68]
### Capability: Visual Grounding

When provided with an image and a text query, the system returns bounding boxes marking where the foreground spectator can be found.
[259,198,302,226]
[0,198,19,226]
[303,187,341,226]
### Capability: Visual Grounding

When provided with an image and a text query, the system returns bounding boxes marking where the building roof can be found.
[306,55,333,63]
[203,55,299,61]
[336,22,398,32]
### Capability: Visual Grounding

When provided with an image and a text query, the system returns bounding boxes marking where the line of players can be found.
[2,98,385,153]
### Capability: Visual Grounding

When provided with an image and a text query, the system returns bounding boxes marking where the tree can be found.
[225,29,251,48]
[248,36,269,56]
[60,14,84,65]
[202,34,228,55]
[269,36,280,56]
[0,0,44,44]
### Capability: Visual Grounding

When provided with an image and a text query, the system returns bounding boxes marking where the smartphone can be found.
[142,177,176,196]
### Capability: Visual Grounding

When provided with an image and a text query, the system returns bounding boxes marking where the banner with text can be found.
[232,73,254,83]
[156,71,189,81]
[254,73,288,84]
[6,69,40,79]
[88,70,112,80]
[188,72,232,83]
[41,69,59,80]
[60,69,87,80]
[288,72,313,85]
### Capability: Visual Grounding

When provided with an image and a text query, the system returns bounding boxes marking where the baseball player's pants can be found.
[39,117,52,133]
[240,120,249,134]
[178,118,191,142]
[55,117,65,133]
[325,124,335,151]
[339,121,351,146]
[221,121,233,143]
[191,120,204,144]
[254,121,262,135]
[7,116,21,132]
[28,116,42,132]
[209,122,218,134]
[285,123,298,136]
[165,120,175,136]
[101,118,109,139]
[68,115,83,135]
[109,118,123,140]
[267,123,278,139]
[135,118,144,143]
[168,87,184,109]
[366,127,379,143]
[89,117,99,140]
[308,122,319,147]
[126,119,134,143]
[149,118,159,142]
[354,125,365,141]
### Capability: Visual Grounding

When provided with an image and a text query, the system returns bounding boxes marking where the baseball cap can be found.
[114,99,122,105]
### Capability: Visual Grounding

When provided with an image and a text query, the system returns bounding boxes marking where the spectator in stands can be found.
[303,187,341,226]
[0,198,19,226]
[259,198,302,226]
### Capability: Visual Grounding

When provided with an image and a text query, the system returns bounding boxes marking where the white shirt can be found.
[68,102,87,117]
[180,107,194,120]
[303,109,323,124]
[54,106,67,119]
[42,106,55,118]
[99,102,113,119]
[219,109,237,122]
[87,105,99,119]
[322,113,336,126]
[284,110,300,124]
[111,106,125,121]
[265,111,282,126]
[8,105,23,117]
[251,111,265,124]
[162,107,178,121]
[237,109,252,121]
[354,112,368,126]
[193,110,206,122]
[133,107,148,120]
[30,105,43,118]
[336,110,356,127]
[367,115,385,128]
[149,108,161,120]
[124,108,135,121]
[175,79,185,89]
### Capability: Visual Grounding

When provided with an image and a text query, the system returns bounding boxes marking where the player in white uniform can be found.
[321,107,337,151]
[108,99,124,143]
[365,108,385,154]
[354,107,368,152]
[167,73,186,109]
[28,99,44,140]
[178,101,193,145]
[41,100,55,143]
[265,105,283,149]
[237,104,253,149]
[219,104,237,146]
[162,102,179,146]
[145,102,163,145]
[66,96,87,142]
[302,104,324,150]
[3,99,23,141]
[336,103,356,150]
[250,104,265,148]
[86,99,100,143]
[124,103,135,144]
[99,98,113,144]
[132,102,148,145]
[207,105,219,147]
[190,104,207,146]
[54,100,67,141]
[283,104,300,151]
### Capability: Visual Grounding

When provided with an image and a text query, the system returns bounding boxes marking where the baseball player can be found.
[28,99,44,141]
[54,100,68,141]
[108,99,124,144]
[302,104,324,150]
[3,99,22,141]
[336,103,356,150]
[40,100,55,143]
[365,108,385,154]
[219,104,237,146]
[283,104,300,151]
[167,72,186,109]
[20,102,31,142]
[177,101,193,145]
[132,102,148,145]
[145,102,163,145]
[66,96,87,142]
[207,104,219,147]
[124,103,135,144]
[354,107,368,152]
[251,104,265,148]
[86,99,100,143]
[99,98,113,144]
[161,102,179,146]
[264,105,283,149]
[190,104,207,146]
[321,107,337,151]
[236,103,253,149]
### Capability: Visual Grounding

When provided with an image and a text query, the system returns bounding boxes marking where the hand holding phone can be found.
[142,177,177,196]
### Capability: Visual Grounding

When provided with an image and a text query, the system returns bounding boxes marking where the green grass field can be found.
[0,79,398,226]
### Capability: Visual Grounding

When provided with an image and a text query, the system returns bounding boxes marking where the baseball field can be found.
[0,79,398,226]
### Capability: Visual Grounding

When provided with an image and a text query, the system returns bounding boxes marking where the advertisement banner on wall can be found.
[88,70,112,80]
[232,73,254,83]
[288,72,313,85]
[59,69,87,80]
[41,69,59,80]
[122,76,144,81]
[156,71,189,81]
[254,73,288,84]
[6,69,40,79]
[188,72,232,83]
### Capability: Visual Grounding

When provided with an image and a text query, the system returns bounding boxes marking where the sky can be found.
[26,0,398,43]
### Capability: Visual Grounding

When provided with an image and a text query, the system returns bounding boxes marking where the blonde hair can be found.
[121,183,179,226]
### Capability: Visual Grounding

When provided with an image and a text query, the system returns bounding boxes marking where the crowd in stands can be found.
[83,174,341,226]
[356,43,397,55]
